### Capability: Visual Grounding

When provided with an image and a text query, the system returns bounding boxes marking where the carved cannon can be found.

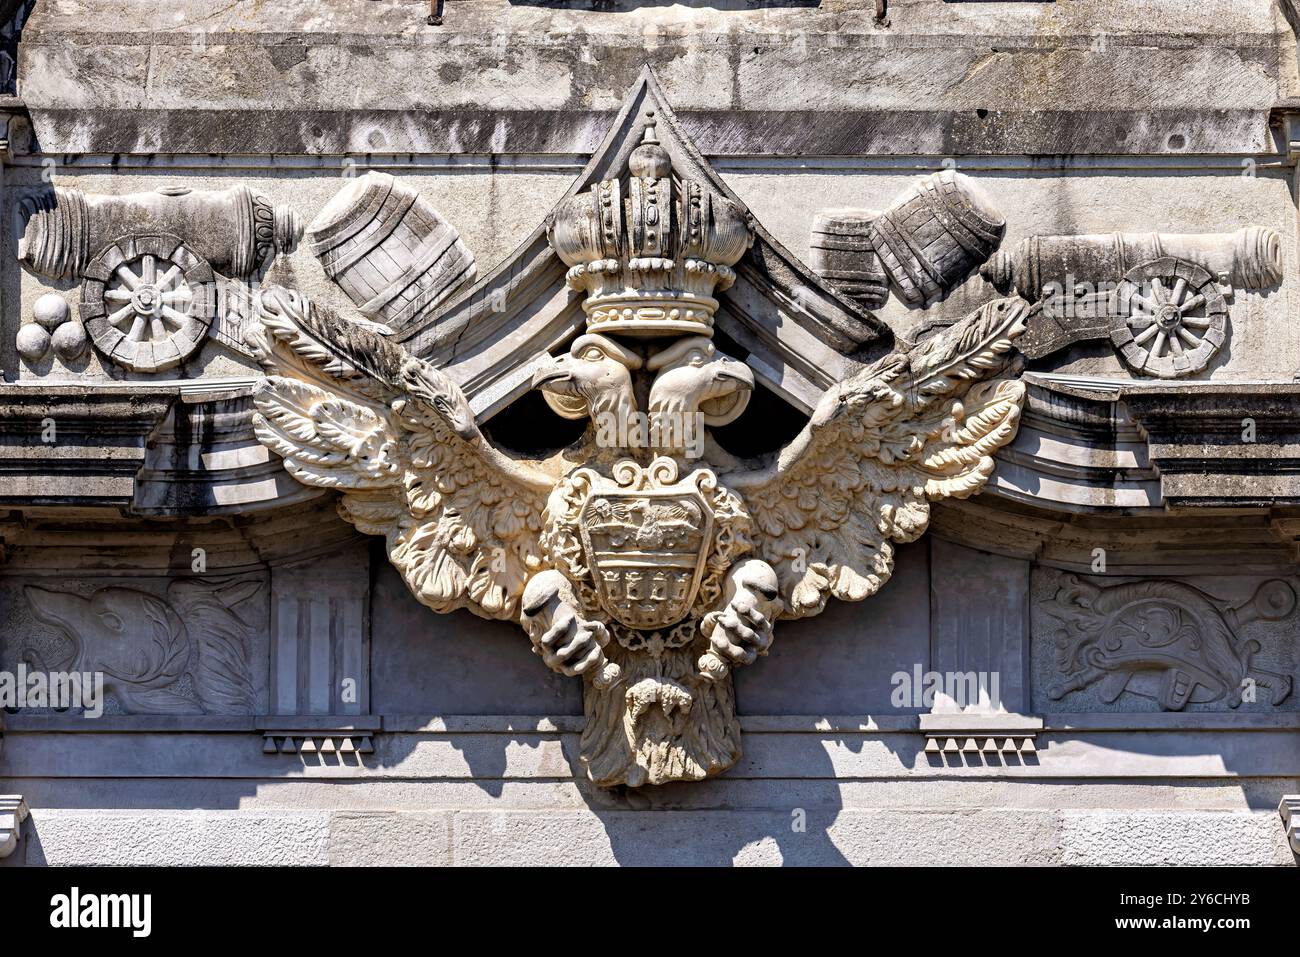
[981,228,1283,378]
[981,228,1283,300]
[16,184,303,373]
[17,184,302,282]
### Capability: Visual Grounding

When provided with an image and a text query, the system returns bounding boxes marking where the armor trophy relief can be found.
[247,79,1030,787]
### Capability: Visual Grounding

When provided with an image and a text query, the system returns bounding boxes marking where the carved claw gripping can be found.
[521,570,622,690]
[698,558,783,682]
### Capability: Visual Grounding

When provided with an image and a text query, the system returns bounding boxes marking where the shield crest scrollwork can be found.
[576,458,713,630]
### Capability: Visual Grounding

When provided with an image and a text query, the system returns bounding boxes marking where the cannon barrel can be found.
[17,184,301,281]
[981,228,1283,299]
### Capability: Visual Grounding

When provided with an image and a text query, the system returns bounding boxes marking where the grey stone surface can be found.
[19,809,330,866]
[327,811,453,867]
[735,540,930,714]
[11,805,1293,867]
[1058,810,1296,866]
[17,1,1289,136]
[1,0,1300,865]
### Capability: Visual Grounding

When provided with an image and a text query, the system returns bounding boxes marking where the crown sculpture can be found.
[246,100,1031,787]
[549,119,752,339]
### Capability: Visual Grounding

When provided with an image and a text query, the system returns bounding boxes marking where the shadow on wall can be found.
[370,541,939,863]
[6,531,1292,863]
[579,778,852,865]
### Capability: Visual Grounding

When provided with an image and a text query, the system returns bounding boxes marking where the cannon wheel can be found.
[80,234,215,373]
[1111,257,1227,379]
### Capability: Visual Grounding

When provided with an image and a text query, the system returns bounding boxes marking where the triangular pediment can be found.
[396,67,891,419]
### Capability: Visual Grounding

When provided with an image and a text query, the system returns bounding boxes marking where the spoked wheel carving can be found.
[1111,257,1226,379]
[81,234,215,373]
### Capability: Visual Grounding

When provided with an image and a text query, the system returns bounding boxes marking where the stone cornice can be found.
[988,377,1300,512]
[0,795,28,859]
[13,107,1280,159]
[0,386,174,507]
[13,374,1300,523]
[0,384,323,515]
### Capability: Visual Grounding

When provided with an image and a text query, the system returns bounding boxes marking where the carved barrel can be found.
[808,208,889,310]
[17,184,301,281]
[868,170,1006,307]
[981,228,1284,299]
[306,172,477,331]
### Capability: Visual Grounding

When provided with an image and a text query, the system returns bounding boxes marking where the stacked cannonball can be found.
[15,293,88,364]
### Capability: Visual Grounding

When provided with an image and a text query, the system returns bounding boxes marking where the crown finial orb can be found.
[629,118,672,180]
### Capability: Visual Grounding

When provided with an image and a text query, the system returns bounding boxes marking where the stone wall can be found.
[1,0,1299,866]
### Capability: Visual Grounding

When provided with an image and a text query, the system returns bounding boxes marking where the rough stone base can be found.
[8,806,1294,867]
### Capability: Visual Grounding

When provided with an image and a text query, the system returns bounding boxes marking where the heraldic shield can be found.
[578,462,715,630]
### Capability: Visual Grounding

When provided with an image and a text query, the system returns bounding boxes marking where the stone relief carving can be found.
[18,184,300,282]
[981,228,1283,377]
[809,180,1284,380]
[306,171,477,333]
[869,169,1006,308]
[808,208,889,311]
[244,118,1031,786]
[1044,576,1295,710]
[21,578,264,715]
[809,170,1006,310]
[549,122,752,340]
[1109,258,1226,379]
[14,291,86,365]
[80,234,217,373]
[16,183,302,372]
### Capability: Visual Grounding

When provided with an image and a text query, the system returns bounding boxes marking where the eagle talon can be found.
[521,570,620,688]
[698,558,782,682]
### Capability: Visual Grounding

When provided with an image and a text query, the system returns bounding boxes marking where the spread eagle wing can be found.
[245,286,553,622]
[723,297,1033,619]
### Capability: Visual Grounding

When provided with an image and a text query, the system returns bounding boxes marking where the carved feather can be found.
[248,286,553,622]
[724,298,1031,619]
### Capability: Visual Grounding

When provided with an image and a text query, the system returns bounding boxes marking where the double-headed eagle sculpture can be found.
[247,120,1030,787]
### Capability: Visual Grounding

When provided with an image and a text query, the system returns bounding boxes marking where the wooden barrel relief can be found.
[808,208,889,310]
[868,170,1005,307]
[307,172,477,331]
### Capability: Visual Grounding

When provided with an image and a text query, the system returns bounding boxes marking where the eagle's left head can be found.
[531,333,642,424]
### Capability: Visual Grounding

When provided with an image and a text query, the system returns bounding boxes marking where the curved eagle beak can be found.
[531,361,573,389]
[717,364,753,386]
